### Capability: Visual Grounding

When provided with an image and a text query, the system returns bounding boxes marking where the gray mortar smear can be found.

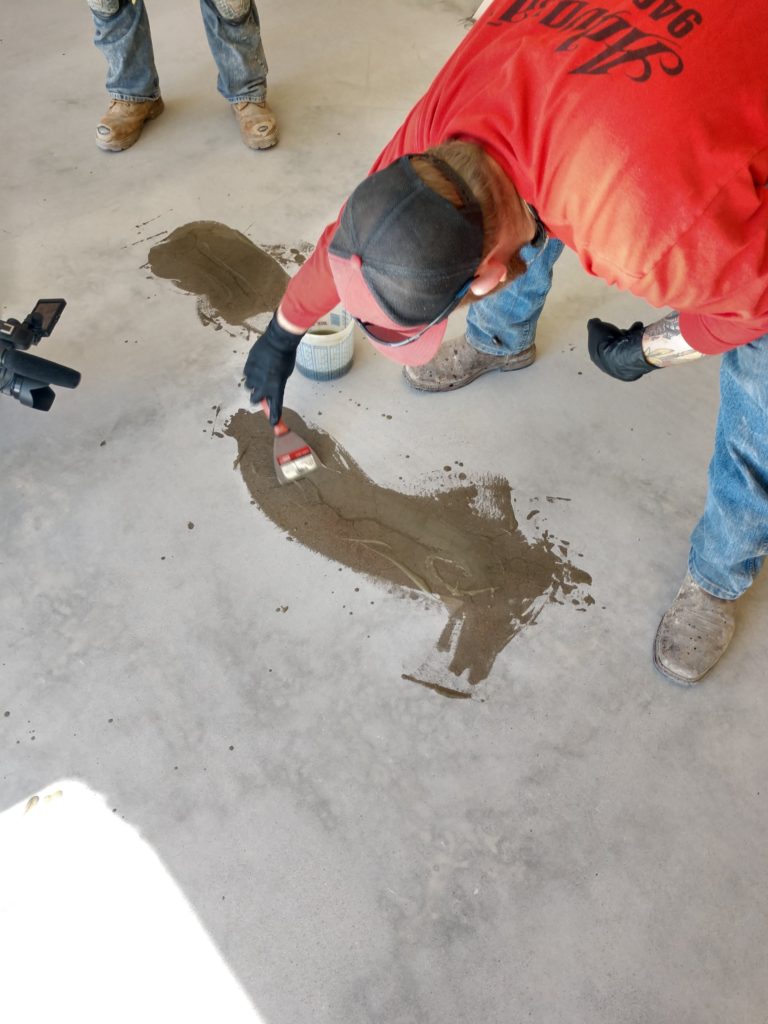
[226,409,594,689]
[147,221,290,328]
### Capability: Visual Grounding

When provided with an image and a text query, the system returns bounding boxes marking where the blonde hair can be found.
[411,141,526,282]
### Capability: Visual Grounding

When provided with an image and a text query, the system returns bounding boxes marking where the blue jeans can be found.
[467,236,768,600]
[466,234,564,353]
[87,0,268,104]
[689,340,768,599]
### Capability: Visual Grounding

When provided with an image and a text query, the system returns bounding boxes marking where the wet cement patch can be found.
[226,409,593,690]
[147,221,290,329]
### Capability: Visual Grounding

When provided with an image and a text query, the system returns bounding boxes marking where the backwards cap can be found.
[328,154,484,365]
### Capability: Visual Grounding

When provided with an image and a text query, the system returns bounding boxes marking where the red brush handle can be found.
[260,398,289,436]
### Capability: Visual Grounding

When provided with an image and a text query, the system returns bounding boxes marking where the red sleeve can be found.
[679,310,768,355]
[278,220,343,331]
[647,152,768,355]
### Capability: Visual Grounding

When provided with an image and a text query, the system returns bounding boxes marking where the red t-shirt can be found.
[281,0,768,354]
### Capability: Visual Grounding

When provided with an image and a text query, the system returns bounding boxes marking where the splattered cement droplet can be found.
[226,409,593,688]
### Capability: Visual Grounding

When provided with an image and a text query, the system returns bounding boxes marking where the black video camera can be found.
[0,299,81,412]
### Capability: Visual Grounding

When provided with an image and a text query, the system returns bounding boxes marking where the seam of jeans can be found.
[228,91,267,104]
[687,553,744,601]
[466,319,534,352]
[746,555,763,579]
[470,334,533,356]
[107,91,160,103]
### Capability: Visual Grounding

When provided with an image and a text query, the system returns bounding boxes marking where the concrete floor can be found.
[2,2,768,1022]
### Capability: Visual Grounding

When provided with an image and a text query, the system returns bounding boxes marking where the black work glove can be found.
[587,318,658,382]
[243,314,304,425]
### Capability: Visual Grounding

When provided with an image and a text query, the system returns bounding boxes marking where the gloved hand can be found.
[587,318,658,382]
[243,314,304,425]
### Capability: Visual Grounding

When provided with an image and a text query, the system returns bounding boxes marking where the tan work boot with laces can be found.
[653,571,737,685]
[95,97,164,152]
[232,100,279,150]
[402,331,536,392]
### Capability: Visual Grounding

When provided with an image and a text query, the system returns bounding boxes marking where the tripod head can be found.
[0,299,81,411]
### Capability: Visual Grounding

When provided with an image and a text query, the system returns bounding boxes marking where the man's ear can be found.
[469,255,508,297]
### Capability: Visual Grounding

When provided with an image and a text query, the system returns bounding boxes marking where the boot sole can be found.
[95,99,164,152]
[403,346,536,393]
[243,130,279,151]
[652,644,702,686]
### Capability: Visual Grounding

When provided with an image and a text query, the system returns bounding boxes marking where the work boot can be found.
[653,571,737,685]
[95,97,164,152]
[232,100,279,150]
[402,332,535,392]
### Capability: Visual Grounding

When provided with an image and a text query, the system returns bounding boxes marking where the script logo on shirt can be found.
[489,0,703,80]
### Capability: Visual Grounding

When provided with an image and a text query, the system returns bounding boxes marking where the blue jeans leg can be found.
[88,0,160,102]
[689,336,768,599]
[199,0,268,103]
[466,236,564,355]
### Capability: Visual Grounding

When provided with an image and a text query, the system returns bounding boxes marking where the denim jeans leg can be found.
[688,336,768,599]
[199,0,268,103]
[88,0,160,102]
[466,236,564,355]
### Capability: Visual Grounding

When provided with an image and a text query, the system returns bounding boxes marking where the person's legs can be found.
[199,0,277,148]
[403,236,564,390]
[654,336,768,684]
[88,0,159,101]
[87,0,163,151]
[689,338,768,598]
[199,0,267,101]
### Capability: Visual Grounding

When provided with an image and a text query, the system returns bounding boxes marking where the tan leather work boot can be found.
[95,97,164,152]
[653,571,737,685]
[402,332,535,391]
[232,100,278,150]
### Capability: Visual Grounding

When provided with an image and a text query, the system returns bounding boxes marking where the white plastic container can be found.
[296,308,355,381]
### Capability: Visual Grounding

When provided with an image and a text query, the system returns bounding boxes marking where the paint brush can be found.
[259,399,320,484]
